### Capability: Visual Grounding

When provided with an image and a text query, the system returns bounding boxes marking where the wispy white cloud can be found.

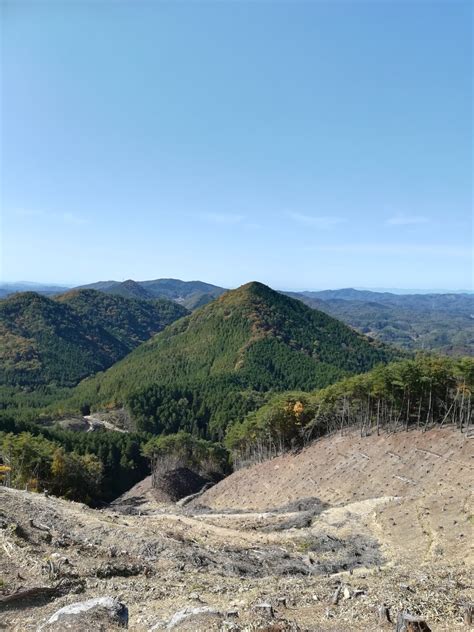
[386,214,430,226]
[198,212,245,225]
[289,213,345,228]
[16,209,87,226]
[309,243,471,258]
[61,212,87,226]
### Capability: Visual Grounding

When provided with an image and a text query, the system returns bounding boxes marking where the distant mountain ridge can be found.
[2,279,471,354]
[0,282,71,298]
[77,278,226,309]
[286,289,473,355]
[297,288,473,310]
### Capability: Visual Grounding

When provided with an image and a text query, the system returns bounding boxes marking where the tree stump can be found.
[331,584,342,605]
[396,612,431,632]
[254,602,274,618]
[464,604,473,626]
[377,604,391,624]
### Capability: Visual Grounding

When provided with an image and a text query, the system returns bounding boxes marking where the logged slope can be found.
[2,427,471,632]
[72,282,396,436]
[197,427,472,512]
[0,290,187,387]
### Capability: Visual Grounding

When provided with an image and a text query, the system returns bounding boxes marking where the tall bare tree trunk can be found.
[405,392,410,431]
[424,385,432,431]
[459,382,466,432]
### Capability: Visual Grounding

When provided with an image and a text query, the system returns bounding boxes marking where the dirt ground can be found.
[0,426,472,631]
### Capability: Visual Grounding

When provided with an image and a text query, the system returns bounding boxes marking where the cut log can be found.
[0,586,58,606]
[396,612,431,631]
[28,518,51,532]
[393,475,417,485]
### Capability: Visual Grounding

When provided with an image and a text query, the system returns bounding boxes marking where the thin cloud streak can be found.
[289,213,346,228]
[386,214,430,226]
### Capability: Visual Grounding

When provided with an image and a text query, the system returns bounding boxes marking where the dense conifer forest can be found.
[60,282,397,436]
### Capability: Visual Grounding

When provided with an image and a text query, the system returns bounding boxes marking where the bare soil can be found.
[0,427,472,631]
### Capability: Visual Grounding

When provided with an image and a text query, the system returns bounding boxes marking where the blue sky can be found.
[1,0,472,290]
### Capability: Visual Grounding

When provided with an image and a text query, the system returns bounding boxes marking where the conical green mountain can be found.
[72,282,397,437]
[104,279,156,300]
[0,290,187,387]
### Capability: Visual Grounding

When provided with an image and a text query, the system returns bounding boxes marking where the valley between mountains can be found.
[0,280,472,630]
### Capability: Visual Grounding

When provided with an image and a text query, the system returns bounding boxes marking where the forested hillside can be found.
[57,289,187,348]
[225,355,474,467]
[0,414,149,503]
[67,282,397,439]
[0,290,187,388]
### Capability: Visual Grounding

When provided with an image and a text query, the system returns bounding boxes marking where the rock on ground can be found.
[39,596,128,630]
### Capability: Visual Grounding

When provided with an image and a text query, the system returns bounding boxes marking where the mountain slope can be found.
[76,280,119,292]
[72,282,397,437]
[196,426,471,513]
[0,290,188,387]
[102,279,156,300]
[56,289,188,348]
[76,278,226,309]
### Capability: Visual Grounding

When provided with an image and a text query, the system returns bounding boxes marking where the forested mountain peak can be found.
[221,280,273,300]
[106,279,156,300]
[68,281,398,438]
[206,281,381,352]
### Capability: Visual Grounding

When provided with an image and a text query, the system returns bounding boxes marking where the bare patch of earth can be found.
[1,427,472,631]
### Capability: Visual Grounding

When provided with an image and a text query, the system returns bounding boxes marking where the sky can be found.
[1,0,472,291]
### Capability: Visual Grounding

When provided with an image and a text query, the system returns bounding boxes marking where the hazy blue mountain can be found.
[0,282,72,298]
